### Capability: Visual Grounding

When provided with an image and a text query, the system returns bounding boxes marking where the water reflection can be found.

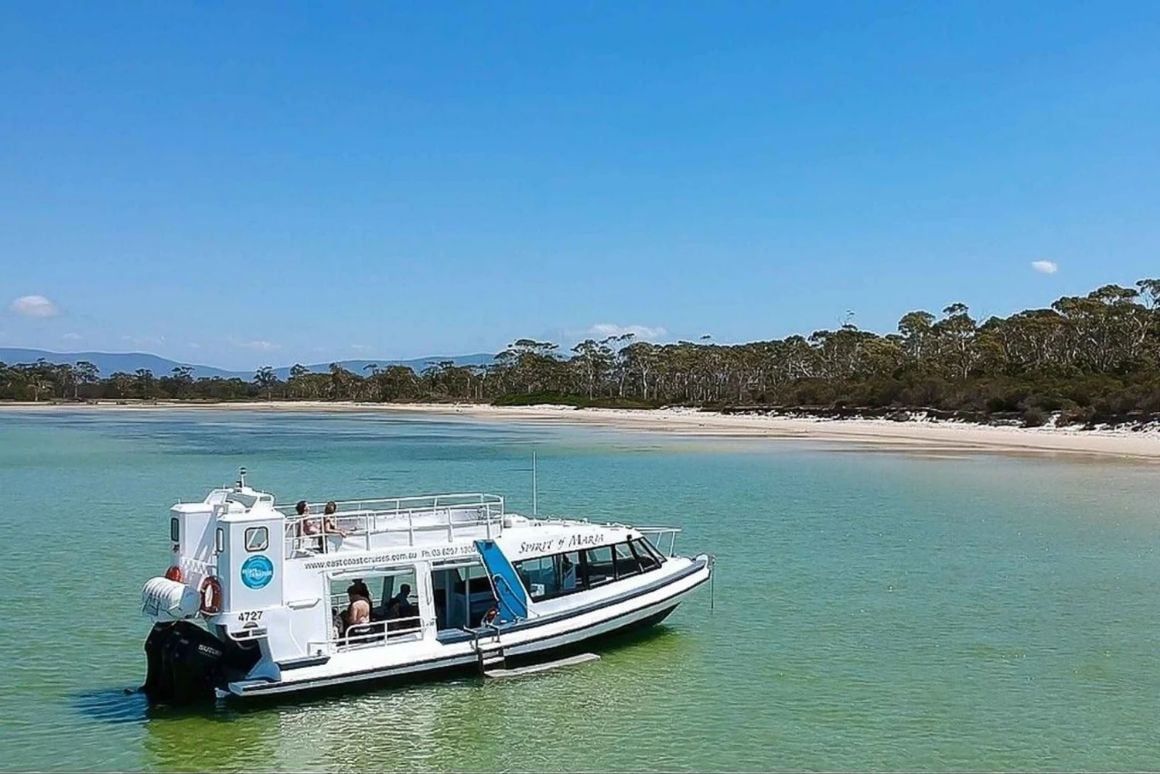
[71,688,151,726]
[125,626,689,772]
[142,705,279,772]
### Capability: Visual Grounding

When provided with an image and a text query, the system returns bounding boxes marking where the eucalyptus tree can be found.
[74,361,100,399]
[931,303,979,380]
[374,365,421,401]
[327,363,361,401]
[287,364,314,399]
[165,366,195,399]
[496,339,564,395]
[107,372,134,399]
[253,366,279,400]
[134,369,158,399]
[619,341,659,401]
[897,311,936,371]
[570,338,616,398]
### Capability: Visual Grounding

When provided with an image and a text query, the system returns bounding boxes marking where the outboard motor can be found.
[142,621,259,705]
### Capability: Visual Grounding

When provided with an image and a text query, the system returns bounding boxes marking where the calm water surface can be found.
[1,409,1159,771]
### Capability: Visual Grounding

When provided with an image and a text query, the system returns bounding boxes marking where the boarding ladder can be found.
[471,625,506,674]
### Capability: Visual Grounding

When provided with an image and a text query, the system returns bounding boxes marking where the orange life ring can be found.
[199,575,223,614]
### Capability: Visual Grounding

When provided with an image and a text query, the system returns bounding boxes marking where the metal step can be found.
[477,645,506,673]
[484,652,600,679]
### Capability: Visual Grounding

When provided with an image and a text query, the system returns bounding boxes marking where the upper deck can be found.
[277,492,510,559]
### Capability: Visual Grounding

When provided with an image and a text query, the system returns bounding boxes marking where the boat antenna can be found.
[532,451,538,516]
[237,466,247,488]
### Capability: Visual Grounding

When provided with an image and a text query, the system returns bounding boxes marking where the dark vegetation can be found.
[4,279,1160,429]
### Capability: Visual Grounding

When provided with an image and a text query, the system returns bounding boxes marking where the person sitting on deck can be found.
[349,579,372,604]
[295,500,323,552]
[322,501,349,539]
[387,584,415,620]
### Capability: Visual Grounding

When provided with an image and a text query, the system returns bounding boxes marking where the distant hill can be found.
[0,348,237,379]
[0,348,497,381]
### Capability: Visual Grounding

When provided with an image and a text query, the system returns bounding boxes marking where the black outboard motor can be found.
[142,621,259,705]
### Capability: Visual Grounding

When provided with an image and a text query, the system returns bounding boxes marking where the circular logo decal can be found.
[240,555,274,589]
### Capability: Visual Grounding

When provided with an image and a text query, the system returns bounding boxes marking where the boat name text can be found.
[519,533,607,555]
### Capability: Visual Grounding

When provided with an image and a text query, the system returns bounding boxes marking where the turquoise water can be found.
[2,409,1160,771]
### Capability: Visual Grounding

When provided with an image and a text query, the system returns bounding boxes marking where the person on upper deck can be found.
[295,500,323,552]
[323,500,349,539]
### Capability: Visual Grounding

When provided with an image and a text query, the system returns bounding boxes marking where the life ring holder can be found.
[199,575,223,615]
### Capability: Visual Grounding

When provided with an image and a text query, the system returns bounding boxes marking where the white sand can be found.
[4,400,1159,461]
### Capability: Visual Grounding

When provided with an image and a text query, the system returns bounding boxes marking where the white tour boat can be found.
[140,470,714,704]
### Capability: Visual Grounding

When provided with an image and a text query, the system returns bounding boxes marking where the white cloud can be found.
[61,332,82,342]
[1031,260,1058,275]
[585,323,667,340]
[121,334,166,348]
[232,338,281,352]
[9,294,60,318]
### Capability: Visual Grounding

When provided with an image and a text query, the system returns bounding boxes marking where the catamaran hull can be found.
[225,560,710,702]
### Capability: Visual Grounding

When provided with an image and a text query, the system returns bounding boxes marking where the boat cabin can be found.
[153,476,684,670]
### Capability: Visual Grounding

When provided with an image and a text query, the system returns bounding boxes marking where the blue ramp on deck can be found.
[474,539,529,622]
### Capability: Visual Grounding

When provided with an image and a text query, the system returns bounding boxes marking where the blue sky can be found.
[2,2,1159,370]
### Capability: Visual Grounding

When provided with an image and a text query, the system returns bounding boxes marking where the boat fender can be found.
[199,575,223,615]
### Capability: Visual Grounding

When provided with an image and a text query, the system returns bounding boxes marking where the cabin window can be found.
[244,526,269,552]
[515,555,556,600]
[630,539,661,572]
[512,551,584,602]
[558,551,582,594]
[613,542,642,579]
[329,568,420,649]
[215,528,225,553]
[632,537,666,566]
[170,517,180,543]
[582,545,615,588]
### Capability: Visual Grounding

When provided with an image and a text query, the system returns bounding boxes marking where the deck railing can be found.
[634,526,681,557]
[281,493,505,557]
[307,615,424,654]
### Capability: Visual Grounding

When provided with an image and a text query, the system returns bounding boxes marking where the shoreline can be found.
[4,399,1160,461]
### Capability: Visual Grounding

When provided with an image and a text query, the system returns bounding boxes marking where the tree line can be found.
[3,278,1159,426]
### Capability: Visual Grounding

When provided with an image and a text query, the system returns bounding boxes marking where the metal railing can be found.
[280,493,505,557]
[635,526,681,557]
[340,615,423,648]
[307,614,424,653]
[176,556,218,588]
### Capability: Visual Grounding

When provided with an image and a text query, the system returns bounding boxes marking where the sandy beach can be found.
[4,399,1160,461]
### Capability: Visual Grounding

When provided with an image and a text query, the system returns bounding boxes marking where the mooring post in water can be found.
[709,554,716,612]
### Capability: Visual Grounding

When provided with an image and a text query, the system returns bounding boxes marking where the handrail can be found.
[282,499,505,556]
[176,556,218,586]
[635,526,681,557]
[275,493,504,518]
[336,615,423,648]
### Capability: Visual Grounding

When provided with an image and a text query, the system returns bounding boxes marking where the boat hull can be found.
[227,558,709,702]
